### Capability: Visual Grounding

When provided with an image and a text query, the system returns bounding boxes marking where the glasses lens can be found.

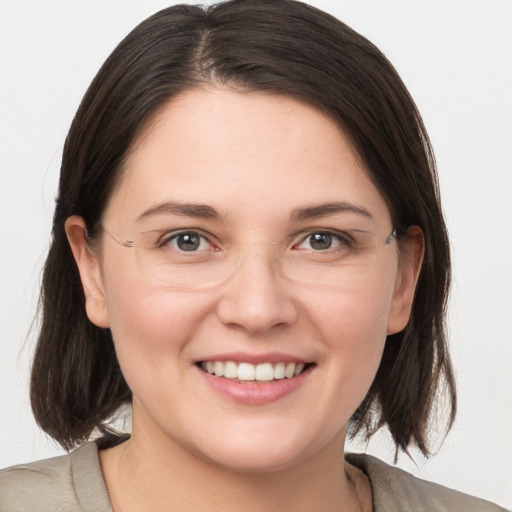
[120,227,383,289]
[281,231,379,285]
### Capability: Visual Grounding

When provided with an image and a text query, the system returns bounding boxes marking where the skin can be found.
[66,89,423,511]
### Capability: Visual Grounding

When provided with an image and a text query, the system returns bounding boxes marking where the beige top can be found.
[0,441,508,511]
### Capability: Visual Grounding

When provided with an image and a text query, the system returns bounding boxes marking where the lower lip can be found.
[196,365,313,405]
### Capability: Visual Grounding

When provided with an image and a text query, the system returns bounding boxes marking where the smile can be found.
[199,361,311,382]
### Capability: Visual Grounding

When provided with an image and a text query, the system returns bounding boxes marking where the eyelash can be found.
[293,231,352,251]
[158,230,217,252]
[157,229,353,252]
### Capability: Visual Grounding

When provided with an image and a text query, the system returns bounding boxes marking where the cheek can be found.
[306,277,396,396]
[101,268,212,395]
[310,273,395,348]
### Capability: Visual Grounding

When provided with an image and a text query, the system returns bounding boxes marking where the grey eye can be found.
[171,232,204,251]
[308,233,333,250]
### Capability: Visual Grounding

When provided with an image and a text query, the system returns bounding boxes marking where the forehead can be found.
[105,88,391,229]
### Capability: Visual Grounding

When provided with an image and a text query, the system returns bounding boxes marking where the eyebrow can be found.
[135,202,219,222]
[134,200,373,223]
[289,202,374,222]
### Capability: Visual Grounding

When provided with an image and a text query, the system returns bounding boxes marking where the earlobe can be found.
[387,226,424,335]
[65,215,110,328]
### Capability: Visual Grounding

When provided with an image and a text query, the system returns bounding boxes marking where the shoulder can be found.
[0,442,112,512]
[346,453,508,512]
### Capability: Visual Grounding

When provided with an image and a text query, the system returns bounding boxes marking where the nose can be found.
[215,244,298,335]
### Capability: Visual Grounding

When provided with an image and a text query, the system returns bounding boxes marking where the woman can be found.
[0,0,507,510]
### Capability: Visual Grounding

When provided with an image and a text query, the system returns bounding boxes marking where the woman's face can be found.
[70,89,419,472]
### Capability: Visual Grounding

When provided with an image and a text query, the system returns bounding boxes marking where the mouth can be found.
[197,360,314,383]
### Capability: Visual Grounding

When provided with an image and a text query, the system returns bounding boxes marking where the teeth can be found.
[294,363,305,376]
[201,361,308,381]
[214,361,224,377]
[284,363,295,379]
[274,362,285,379]
[237,362,255,381]
[224,361,238,379]
[255,363,273,381]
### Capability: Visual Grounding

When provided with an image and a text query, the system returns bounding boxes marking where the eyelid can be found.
[149,226,215,238]
[153,228,219,250]
[292,228,354,246]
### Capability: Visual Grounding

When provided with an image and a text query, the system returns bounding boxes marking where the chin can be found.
[201,446,307,474]
[187,423,333,474]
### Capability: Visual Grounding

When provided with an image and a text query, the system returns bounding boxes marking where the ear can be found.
[65,215,110,328]
[387,226,424,335]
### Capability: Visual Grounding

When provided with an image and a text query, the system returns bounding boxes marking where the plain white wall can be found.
[1,0,511,507]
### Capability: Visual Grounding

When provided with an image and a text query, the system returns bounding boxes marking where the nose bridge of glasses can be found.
[227,240,291,284]
[233,239,282,266]
[241,240,280,246]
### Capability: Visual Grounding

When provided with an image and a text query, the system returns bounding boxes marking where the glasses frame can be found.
[98,224,398,288]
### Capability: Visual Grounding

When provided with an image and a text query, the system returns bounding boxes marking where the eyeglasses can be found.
[101,224,397,290]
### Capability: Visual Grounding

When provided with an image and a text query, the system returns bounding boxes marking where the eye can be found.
[294,231,350,251]
[161,231,212,252]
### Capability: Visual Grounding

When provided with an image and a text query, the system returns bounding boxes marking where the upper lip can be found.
[196,352,312,365]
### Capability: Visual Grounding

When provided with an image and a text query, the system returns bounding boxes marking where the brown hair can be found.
[31,0,455,455]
